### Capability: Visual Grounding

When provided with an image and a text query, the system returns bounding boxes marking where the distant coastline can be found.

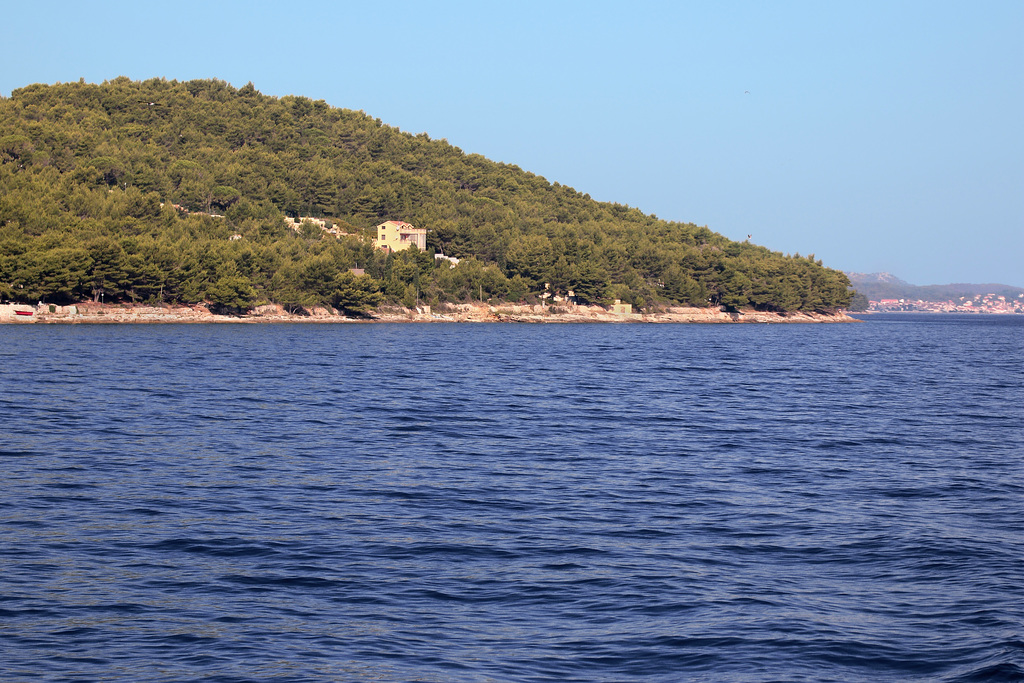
[0,302,858,325]
[845,272,1024,314]
[850,311,1023,318]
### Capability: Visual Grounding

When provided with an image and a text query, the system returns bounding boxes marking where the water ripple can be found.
[1,316,1022,681]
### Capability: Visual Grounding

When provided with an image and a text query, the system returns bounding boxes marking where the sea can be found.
[1,314,1022,682]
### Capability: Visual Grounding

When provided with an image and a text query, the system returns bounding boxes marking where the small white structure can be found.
[435,253,460,267]
[610,299,632,315]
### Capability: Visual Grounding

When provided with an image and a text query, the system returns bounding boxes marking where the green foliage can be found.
[848,291,869,312]
[0,78,854,314]
[206,272,256,314]
[331,271,382,317]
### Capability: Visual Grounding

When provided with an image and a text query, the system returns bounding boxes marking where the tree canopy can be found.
[0,77,853,313]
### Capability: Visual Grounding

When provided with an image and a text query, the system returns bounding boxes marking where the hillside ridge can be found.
[845,272,1023,302]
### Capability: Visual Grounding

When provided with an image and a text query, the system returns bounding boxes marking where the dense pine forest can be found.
[0,77,853,314]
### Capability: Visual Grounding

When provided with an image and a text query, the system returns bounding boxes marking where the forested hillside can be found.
[0,78,853,314]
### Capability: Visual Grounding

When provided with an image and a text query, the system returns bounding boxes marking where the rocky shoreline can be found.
[1,301,858,324]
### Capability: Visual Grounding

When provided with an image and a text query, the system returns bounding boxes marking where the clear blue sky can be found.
[3,0,1021,286]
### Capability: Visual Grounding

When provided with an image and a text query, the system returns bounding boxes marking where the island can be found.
[1,78,855,320]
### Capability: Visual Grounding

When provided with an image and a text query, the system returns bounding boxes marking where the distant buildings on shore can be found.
[869,293,1024,314]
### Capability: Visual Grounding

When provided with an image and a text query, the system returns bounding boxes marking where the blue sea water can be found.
[1,314,1022,682]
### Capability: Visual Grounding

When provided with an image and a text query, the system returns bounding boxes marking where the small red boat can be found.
[14,310,33,316]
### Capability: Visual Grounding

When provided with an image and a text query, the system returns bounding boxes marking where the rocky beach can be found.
[1,301,857,324]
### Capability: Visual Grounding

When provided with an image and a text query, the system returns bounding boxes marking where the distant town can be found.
[868,293,1024,314]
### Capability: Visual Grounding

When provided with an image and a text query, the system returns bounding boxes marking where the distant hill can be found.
[0,77,853,313]
[845,272,1023,302]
